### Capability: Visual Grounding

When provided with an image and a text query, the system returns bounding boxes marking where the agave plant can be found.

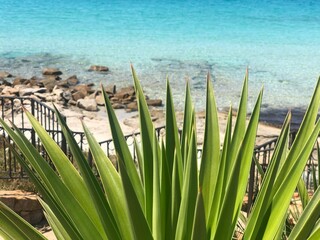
[0,67,320,239]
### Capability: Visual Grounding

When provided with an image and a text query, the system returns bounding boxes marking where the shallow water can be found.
[1,0,320,113]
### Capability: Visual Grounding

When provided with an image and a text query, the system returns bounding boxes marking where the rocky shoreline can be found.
[0,67,162,113]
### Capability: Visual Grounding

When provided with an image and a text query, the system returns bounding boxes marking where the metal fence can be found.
[0,96,318,213]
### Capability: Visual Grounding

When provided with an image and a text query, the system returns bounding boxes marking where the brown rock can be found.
[126,102,138,111]
[0,197,16,209]
[57,80,69,88]
[112,103,125,109]
[110,97,119,103]
[0,71,13,78]
[95,95,105,106]
[41,78,58,91]
[86,90,98,99]
[105,85,116,94]
[77,99,98,111]
[42,68,62,76]
[66,75,79,86]
[73,84,89,95]
[12,77,28,86]
[72,91,86,101]
[147,99,162,107]
[89,65,109,72]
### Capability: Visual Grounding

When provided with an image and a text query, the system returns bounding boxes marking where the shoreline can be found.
[0,67,312,146]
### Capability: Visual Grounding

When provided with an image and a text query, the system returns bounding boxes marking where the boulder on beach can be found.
[77,98,98,111]
[89,65,109,72]
[42,68,62,76]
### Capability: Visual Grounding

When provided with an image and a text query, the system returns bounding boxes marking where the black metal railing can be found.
[0,95,318,215]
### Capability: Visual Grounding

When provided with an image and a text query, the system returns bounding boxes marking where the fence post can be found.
[30,99,36,147]
[247,159,255,215]
[61,115,67,154]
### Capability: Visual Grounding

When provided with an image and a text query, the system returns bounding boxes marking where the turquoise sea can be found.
[1,0,320,117]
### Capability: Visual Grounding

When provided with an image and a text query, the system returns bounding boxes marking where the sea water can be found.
[1,0,320,115]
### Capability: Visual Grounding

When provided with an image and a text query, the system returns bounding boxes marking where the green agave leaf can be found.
[165,79,183,186]
[307,222,320,240]
[54,106,119,240]
[102,84,145,212]
[40,199,71,240]
[191,191,207,240]
[134,139,144,183]
[171,150,182,239]
[276,79,320,187]
[118,157,153,240]
[160,140,172,239]
[152,132,162,240]
[24,110,105,234]
[208,106,232,235]
[0,119,100,239]
[244,112,291,239]
[215,89,263,240]
[83,123,134,239]
[227,71,248,180]
[288,186,320,240]
[262,120,320,240]
[181,80,193,168]
[175,126,198,240]
[132,66,155,226]
[0,201,46,240]
[6,140,81,239]
[297,177,310,209]
[199,73,221,225]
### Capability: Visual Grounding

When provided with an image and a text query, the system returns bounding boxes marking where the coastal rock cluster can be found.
[0,67,162,112]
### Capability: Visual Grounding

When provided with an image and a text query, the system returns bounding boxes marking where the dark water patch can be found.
[259,107,317,131]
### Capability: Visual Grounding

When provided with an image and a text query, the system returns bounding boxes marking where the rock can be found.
[89,65,109,72]
[77,99,98,111]
[112,103,125,109]
[62,90,72,101]
[12,77,28,86]
[52,86,63,97]
[0,78,12,86]
[34,92,49,100]
[126,102,138,111]
[72,91,86,101]
[95,95,105,106]
[34,88,47,94]
[0,71,13,78]
[0,190,44,225]
[66,75,79,86]
[86,91,98,100]
[42,68,62,76]
[19,88,36,97]
[68,99,77,106]
[147,99,162,107]
[110,97,119,103]
[105,85,116,94]
[40,78,58,91]
[57,80,69,88]
[73,84,89,95]
[114,86,135,100]
[1,86,19,95]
